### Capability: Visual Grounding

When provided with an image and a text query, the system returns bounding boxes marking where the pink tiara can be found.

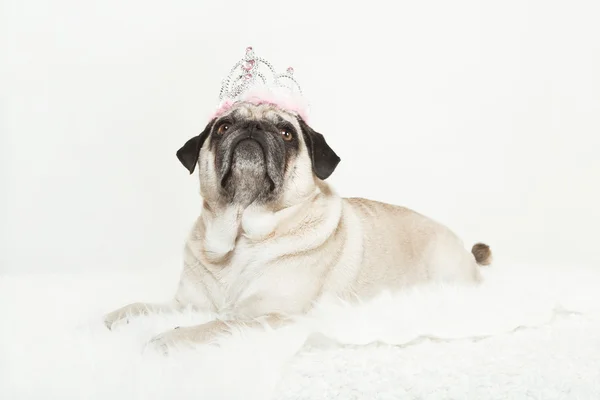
[209,47,310,121]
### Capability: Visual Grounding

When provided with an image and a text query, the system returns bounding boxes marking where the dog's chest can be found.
[211,238,274,311]
[194,203,332,316]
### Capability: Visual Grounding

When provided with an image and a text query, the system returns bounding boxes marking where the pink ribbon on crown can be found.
[209,86,310,122]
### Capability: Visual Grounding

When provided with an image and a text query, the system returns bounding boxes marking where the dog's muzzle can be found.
[218,122,284,191]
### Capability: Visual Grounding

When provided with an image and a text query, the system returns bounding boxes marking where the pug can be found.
[104,102,492,352]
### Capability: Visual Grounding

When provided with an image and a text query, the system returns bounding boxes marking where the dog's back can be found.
[343,197,486,298]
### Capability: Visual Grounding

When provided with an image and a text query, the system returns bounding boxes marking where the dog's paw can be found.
[146,335,169,355]
[146,327,184,356]
[145,322,229,355]
[103,310,129,331]
[103,303,144,330]
[103,302,153,331]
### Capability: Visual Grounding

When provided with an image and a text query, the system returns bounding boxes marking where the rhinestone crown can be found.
[218,46,303,102]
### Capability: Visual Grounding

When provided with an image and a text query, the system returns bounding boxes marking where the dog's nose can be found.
[247,121,263,136]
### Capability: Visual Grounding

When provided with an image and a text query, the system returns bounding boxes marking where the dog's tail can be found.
[471,243,492,266]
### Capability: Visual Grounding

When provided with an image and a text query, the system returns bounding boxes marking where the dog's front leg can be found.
[147,314,288,354]
[104,300,183,330]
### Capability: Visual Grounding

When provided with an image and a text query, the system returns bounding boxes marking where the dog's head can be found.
[176,102,340,207]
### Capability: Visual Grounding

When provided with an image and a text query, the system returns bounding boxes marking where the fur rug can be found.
[1,261,599,399]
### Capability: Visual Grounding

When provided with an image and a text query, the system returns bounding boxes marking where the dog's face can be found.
[176,102,340,207]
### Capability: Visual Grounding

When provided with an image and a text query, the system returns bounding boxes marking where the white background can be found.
[1,0,599,274]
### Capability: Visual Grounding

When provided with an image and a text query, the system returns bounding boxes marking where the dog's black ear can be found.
[176,120,215,174]
[298,118,340,180]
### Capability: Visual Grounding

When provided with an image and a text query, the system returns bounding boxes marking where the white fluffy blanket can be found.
[1,262,599,399]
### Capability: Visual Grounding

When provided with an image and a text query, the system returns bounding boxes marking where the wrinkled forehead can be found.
[221,102,299,126]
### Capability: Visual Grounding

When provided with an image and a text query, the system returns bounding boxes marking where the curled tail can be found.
[472,243,492,266]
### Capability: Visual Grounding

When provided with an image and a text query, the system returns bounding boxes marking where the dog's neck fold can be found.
[199,183,341,265]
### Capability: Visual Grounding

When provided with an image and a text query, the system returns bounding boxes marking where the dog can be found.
[104,102,492,352]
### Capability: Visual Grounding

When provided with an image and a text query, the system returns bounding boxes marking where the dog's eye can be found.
[217,123,230,135]
[280,129,293,142]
